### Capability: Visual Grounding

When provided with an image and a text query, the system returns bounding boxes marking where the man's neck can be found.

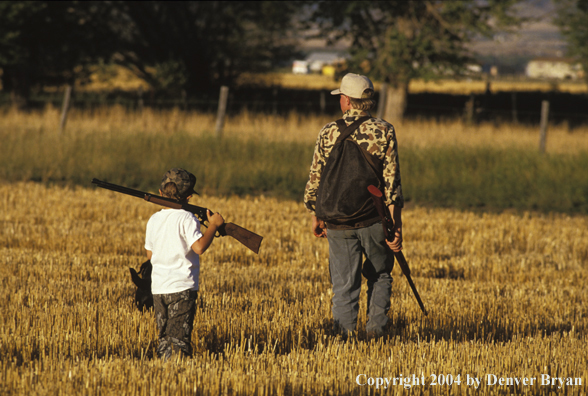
[344,109,369,117]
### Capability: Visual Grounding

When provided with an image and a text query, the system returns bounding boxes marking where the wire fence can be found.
[2,87,587,126]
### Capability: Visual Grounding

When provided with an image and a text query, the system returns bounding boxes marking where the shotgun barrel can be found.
[367,185,428,315]
[91,178,263,254]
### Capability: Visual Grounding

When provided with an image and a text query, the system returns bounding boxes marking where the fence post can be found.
[464,94,475,125]
[478,80,491,122]
[320,90,326,114]
[59,84,73,134]
[181,89,188,111]
[376,83,387,119]
[215,85,229,137]
[137,86,144,112]
[511,91,518,124]
[539,100,549,153]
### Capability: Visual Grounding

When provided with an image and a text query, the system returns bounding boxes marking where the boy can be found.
[145,168,224,359]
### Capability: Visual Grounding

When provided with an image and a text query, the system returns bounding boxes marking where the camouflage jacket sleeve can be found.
[377,118,404,208]
[303,110,404,213]
[303,121,337,213]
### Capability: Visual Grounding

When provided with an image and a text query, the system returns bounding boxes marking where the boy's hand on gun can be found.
[192,210,225,255]
[207,209,225,228]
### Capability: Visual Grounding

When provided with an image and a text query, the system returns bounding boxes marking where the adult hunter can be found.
[304,73,404,339]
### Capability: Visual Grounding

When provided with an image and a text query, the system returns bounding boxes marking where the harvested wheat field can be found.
[0,180,587,395]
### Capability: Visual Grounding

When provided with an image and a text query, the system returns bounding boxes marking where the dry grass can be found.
[408,78,588,95]
[236,72,588,95]
[4,104,588,155]
[395,118,588,155]
[70,65,588,95]
[1,181,587,395]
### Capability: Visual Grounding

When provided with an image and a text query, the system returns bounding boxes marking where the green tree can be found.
[0,1,117,107]
[311,0,522,122]
[111,1,300,94]
[554,0,588,82]
[0,1,301,102]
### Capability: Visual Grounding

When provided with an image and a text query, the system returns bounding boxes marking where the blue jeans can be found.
[327,222,393,336]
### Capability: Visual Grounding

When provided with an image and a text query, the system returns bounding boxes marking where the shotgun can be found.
[367,185,428,315]
[91,178,263,254]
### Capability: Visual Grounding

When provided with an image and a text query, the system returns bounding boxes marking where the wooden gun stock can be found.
[367,185,428,316]
[92,178,263,254]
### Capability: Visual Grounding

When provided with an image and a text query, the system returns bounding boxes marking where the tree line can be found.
[1,1,586,120]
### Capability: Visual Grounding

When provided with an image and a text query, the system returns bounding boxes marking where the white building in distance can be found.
[525,58,584,80]
[292,51,347,75]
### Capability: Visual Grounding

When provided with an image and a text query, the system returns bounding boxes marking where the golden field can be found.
[1,180,587,394]
[236,72,588,95]
[70,64,588,95]
[4,104,588,155]
[1,107,588,395]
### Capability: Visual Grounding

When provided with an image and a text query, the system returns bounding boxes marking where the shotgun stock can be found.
[91,178,263,254]
[367,185,428,315]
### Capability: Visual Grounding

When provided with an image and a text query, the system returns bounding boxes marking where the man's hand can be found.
[311,215,327,238]
[386,204,403,252]
[386,224,403,252]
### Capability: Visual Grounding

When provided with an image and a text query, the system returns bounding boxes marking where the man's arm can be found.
[381,122,403,251]
[304,141,325,213]
[304,122,338,213]
[304,124,332,238]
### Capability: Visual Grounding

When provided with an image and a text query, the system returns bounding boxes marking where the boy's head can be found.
[160,168,198,201]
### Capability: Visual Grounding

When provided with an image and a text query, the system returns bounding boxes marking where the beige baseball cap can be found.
[330,73,374,99]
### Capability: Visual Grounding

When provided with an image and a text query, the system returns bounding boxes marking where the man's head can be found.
[331,73,377,112]
[160,168,198,201]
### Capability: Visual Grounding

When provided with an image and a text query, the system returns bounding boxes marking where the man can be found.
[304,73,403,339]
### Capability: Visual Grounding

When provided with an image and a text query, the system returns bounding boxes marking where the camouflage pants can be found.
[153,289,198,360]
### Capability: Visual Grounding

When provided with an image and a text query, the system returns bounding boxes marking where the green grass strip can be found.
[1,130,587,213]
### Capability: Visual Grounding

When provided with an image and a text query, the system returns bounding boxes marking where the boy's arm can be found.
[191,210,224,255]
[146,250,152,260]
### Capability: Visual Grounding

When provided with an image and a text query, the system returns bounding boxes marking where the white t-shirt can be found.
[145,209,204,294]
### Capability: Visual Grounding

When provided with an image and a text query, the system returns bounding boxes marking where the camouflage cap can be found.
[160,168,198,199]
